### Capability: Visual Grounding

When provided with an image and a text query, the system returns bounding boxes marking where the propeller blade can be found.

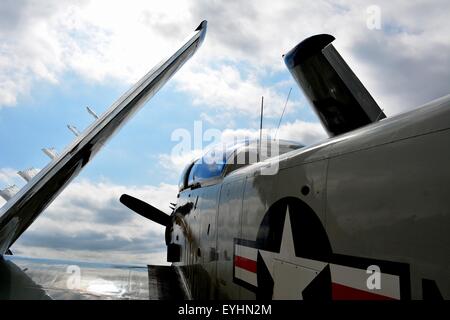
[119,194,170,226]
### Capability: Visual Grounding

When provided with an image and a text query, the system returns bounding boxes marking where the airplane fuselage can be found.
[171,95,450,300]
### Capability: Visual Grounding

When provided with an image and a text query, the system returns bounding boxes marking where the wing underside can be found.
[0,21,207,255]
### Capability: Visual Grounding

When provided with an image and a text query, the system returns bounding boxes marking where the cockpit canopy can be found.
[178,139,303,191]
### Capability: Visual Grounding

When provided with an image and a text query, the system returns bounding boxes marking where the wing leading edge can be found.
[0,21,208,255]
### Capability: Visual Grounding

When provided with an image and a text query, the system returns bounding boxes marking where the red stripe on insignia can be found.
[234,255,257,273]
[332,283,396,300]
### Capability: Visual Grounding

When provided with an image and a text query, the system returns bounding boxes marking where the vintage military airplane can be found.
[0,20,449,300]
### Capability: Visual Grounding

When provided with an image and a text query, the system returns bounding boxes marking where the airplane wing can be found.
[0,21,208,255]
[0,255,189,300]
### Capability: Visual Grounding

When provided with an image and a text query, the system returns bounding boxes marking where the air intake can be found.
[284,34,385,137]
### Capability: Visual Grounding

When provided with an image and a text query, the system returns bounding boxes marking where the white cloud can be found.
[7,177,178,265]
[187,0,450,115]
[2,0,449,117]
[0,0,68,106]
[0,167,23,186]
[59,0,193,84]
[175,63,300,117]
[158,149,203,180]
[273,120,328,145]
[0,167,25,206]
[0,0,194,107]
[219,120,327,146]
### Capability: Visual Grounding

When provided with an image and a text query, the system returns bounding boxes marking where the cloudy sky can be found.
[0,0,449,265]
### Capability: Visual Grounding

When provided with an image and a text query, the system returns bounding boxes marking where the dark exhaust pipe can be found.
[284,34,385,137]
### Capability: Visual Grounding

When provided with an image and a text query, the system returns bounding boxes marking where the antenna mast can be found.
[259,96,264,162]
[274,87,292,140]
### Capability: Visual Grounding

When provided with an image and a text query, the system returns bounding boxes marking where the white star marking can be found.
[258,207,328,299]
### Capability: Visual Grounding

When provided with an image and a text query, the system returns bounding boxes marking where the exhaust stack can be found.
[284,34,385,137]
